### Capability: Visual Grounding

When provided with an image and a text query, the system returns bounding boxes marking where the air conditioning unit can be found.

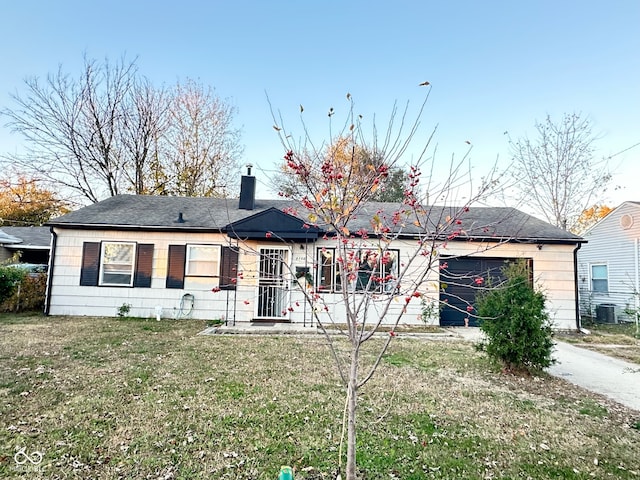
[596,304,617,324]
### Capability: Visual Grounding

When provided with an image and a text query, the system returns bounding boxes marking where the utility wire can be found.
[606,141,640,160]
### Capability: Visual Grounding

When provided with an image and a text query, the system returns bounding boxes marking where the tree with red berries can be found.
[269,92,503,479]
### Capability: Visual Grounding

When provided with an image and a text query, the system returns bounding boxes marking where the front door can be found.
[256,247,290,320]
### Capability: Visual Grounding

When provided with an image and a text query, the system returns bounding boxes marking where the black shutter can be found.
[166,244,186,289]
[134,244,154,288]
[80,242,100,286]
[220,246,239,290]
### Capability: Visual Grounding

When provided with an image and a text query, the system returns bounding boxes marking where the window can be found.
[316,247,399,293]
[591,264,608,293]
[318,248,336,291]
[100,242,135,286]
[166,244,236,290]
[186,245,220,277]
[80,242,153,288]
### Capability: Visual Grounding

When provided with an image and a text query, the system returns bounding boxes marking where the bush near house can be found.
[0,265,26,305]
[476,260,555,373]
[0,270,46,313]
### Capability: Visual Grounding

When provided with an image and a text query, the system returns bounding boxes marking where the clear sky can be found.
[1,0,638,206]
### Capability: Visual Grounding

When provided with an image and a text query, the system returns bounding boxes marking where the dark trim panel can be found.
[220,246,239,290]
[79,242,100,286]
[133,244,154,288]
[166,244,186,289]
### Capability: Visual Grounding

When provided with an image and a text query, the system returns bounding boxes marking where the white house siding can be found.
[48,228,579,329]
[438,241,579,330]
[578,202,640,322]
[49,229,246,320]
[290,239,578,330]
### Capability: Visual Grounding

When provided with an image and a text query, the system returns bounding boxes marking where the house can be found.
[577,201,640,323]
[45,170,585,329]
[0,226,51,266]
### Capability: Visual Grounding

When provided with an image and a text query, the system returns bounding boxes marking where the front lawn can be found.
[1,315,639,479]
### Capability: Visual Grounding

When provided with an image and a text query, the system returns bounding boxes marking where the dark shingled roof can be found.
[0,227,52,249]
[47,195,294,230]
[47,194,584,244]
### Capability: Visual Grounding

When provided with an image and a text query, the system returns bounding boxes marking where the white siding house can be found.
[45,173,585,330]
[578,201,640,323]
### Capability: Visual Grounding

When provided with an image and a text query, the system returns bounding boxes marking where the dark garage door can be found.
[439,257,513,327]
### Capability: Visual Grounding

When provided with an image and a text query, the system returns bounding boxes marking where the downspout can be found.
[44,227,57,315]
[233,240,238,326]
[304,238,309,327]
[635,238,639,318]
[573,242,582,332]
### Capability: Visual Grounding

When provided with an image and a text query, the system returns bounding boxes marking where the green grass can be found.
[589,321,639,337]
[577,399,609,418]
[0,314,639,479]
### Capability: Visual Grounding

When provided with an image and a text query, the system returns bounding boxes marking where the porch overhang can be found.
[224,207,323,240]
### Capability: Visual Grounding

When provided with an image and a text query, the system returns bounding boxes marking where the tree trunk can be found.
[345,349,359,480]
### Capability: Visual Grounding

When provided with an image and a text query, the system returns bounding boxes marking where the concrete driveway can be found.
[449,328,640,412]
[548,341,640,412]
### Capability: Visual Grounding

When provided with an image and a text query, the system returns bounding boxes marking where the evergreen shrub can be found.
[476,260,555,373]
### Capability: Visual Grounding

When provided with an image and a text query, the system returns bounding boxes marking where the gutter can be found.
[47,223,226,234]
[44,227,57,315]
[573,242,582,331]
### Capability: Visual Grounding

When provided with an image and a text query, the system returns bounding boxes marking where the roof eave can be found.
[47,223,225,233]
[319,231,585,244]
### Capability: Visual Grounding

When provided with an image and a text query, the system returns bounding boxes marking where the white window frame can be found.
[317,247,336,292]
[99,242,136,287]
[185,244,221,277]
[590,263,609,293]
[316,247,400,294]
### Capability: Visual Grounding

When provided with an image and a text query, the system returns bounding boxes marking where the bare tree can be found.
[119,77,170,195]
[509,113,610,231]
[269,92,503,479]
[2,57,242,202]
[160,79,243,197]
[2,56,138,203]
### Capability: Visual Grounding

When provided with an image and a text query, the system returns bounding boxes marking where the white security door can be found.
[256,248,290,319]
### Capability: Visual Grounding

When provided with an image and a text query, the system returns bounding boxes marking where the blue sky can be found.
[1,1,638,206]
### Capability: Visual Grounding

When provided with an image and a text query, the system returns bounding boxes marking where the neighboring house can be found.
[578,201,640,323]
[0,226,51,265]
[45,171,584,329]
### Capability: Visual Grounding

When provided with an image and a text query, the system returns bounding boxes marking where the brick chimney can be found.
[238,164,256,210]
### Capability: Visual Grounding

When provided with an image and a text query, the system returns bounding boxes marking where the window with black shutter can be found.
[80,242,155,288]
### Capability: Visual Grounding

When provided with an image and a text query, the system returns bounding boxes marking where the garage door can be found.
[439,257,513,327]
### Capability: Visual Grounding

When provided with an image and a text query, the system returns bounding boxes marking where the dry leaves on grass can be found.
[1,316,639,479]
